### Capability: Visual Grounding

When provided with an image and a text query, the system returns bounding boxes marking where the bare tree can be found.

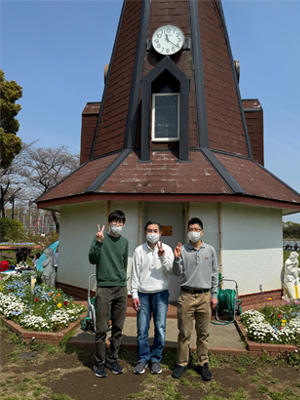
[18,144,80,232]
[0,142,34,218]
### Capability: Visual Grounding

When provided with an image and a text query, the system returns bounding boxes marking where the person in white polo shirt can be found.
[131,221,174,375]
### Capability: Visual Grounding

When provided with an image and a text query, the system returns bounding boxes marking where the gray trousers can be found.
[95,286,127,365]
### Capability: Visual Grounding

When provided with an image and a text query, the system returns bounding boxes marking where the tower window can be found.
[152,93,180,141]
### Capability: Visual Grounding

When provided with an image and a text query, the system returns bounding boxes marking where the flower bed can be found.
[241,301,300,346]
[0,271,84,332]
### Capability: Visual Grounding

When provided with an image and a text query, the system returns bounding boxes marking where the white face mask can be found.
[188,231,202,243]
[146,233,160,244]
[110,225,123,235]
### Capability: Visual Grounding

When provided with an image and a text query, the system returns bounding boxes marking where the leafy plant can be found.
[241,301,300,345]
[0,271,84,332]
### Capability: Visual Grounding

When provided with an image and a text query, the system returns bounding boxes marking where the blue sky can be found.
[1,0,300,223]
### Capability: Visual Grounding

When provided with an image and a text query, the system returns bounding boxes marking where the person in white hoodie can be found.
[131,221,174,375]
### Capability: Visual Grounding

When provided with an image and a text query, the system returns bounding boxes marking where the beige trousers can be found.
[177,290,211,367]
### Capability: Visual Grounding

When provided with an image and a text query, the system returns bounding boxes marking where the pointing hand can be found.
[96,224,105,243]
[174,242,182,258]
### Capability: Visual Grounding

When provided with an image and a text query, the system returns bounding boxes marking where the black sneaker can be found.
[105,360,123,375]
[172,364,187,379]
[196,363,212,381]
[150,361,162,374]
[93,363,107,378]
[134,362,148,375]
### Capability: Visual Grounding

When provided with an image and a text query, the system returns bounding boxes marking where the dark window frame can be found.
[140,57,190,162]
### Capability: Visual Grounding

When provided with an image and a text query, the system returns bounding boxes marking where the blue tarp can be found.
[36,241,59,271]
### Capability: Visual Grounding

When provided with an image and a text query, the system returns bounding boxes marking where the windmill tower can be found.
[36,0,300,303]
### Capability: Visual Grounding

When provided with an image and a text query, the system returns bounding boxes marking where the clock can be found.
[151,25,185,56]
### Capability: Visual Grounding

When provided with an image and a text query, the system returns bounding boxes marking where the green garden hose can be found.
[211,288,242,325]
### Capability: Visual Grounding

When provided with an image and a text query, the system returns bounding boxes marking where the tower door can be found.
[146,202,185,302]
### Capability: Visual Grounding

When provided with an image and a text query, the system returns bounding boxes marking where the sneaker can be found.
[150,361,162,375]
[134,361,148,375]
[105,360,123,375]
[93,363,107,378]
[172,364,187,379]
[196,363,212,381]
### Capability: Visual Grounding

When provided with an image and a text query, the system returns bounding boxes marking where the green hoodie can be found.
[89,233,128,287]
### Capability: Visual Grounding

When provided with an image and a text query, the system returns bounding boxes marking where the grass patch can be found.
[161,381,183,399]
[33,386,51,397]
[236,355,254,367]
[208,354,221,369]
[119,347,138,366]
[161,351,177,370]
[258,385,269,393]
[192,381,204,388]
[179,377,190,386]
[235,367,246,374]
[209,381,225,392]
[229,387,248,400]
[126,393,149,399]
[248,375,261,383]
[51,395,77,400]
[186,369,199,378]
[266,375,281,384]
[16,383,28,391]
[34,375,47,383]
[144,374,155,384]
[0,380,13,387]
[269,389,300,400]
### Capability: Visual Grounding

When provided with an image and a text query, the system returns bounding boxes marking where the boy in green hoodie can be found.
[89,210,128,378]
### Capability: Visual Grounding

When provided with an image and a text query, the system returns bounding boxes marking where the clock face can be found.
[152,25,185,56]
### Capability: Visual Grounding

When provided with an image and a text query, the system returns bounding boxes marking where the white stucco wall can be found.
[58,201,140,292]
[57,200,283,296]
[221,204,283,295]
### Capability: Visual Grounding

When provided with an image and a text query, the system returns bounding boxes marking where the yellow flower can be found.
[57,303,62,308]
[281,323,286,327]
[268,297,272,301]
[282,319,287,323]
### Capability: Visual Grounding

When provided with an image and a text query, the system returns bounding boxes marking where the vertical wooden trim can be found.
[106,201,111,230]
[137,201,142,246]
[186,202,190,229]
[217,202,223,286]
[125,0,151,148]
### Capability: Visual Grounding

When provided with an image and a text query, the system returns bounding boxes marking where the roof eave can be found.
[36,192,300,214]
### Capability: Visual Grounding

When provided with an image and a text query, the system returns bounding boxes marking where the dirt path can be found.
[1,324,300,400]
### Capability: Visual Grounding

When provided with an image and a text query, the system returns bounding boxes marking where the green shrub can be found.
[0,217,24,242]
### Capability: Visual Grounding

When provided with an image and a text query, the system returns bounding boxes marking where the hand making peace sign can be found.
[96,224,105,243]
[174,242,182,258]
[157,241,165,257]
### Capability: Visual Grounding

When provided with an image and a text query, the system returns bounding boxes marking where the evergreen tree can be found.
[0,69,22,169]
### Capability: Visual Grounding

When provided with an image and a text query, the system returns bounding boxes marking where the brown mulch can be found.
[1,325,300,400]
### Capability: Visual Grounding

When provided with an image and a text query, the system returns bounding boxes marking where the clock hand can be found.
[169,40,179,47]
[165,34,169,42]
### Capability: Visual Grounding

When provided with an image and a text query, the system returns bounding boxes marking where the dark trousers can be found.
[95,286,127,365]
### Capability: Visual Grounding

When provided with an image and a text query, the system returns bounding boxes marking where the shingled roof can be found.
[36,0,300,215]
